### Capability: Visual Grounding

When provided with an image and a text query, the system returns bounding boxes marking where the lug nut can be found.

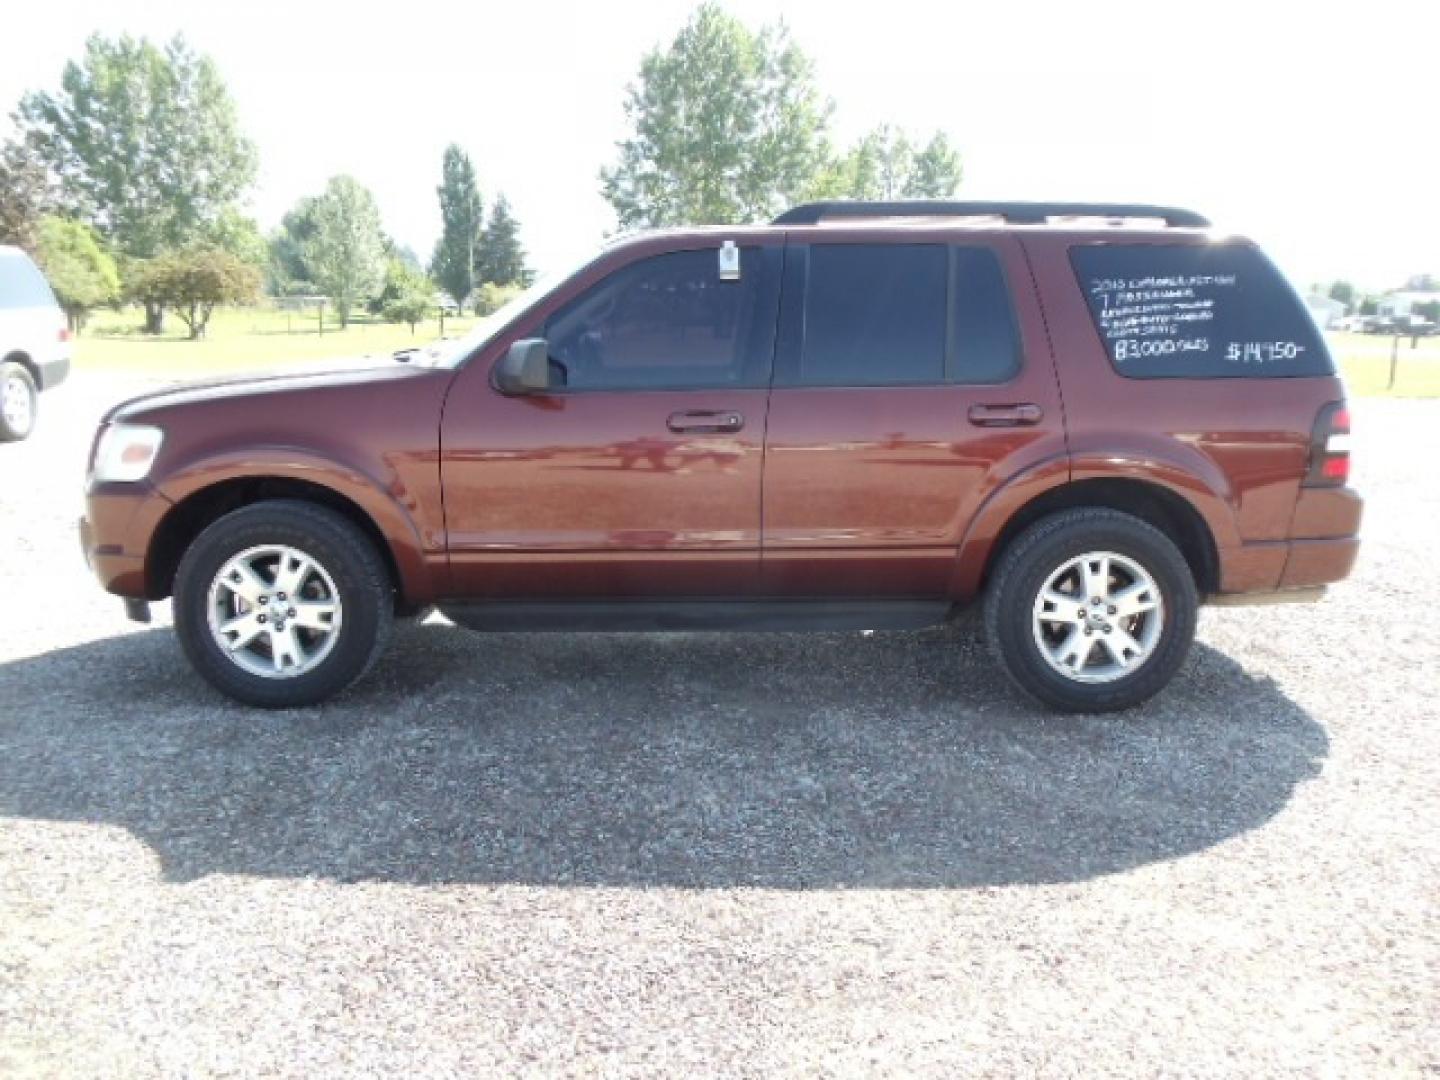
[258,595,268,604]
[288,608,297,618]
[1102,624,1112,633]
[278,592,287,601]
[1091,597,1102,605]
[1107,605,1117,615]
[257,614,267,624]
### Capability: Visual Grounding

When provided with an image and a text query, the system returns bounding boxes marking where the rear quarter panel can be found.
[1022,231,1346,584]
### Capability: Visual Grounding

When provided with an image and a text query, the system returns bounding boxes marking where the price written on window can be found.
[1225,341,1307,364]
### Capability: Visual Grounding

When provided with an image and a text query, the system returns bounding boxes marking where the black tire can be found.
[0,361,38,442]
[983,508,1198,713]
[173,500,394,707]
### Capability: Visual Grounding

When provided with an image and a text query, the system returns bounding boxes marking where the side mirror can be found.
[494,338,552,395]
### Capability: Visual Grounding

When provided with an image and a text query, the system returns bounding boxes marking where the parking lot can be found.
[2,371,1437,1075]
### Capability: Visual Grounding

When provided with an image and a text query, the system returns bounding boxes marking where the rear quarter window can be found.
[0,250,59,310]
[1069,242,1334,378]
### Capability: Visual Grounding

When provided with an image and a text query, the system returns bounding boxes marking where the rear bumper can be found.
[38,353,70,391]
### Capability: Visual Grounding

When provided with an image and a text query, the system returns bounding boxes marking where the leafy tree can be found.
[1327,281,1356,310]
[303,176,386,327]
[203,208,267,270]
[34,216,120,330]
[477,194,531,287]
[473,280,525,316]
[267,196,321,295]
[377,256,437,333]
[600,4,833,227]
[904,131,962,197]
[127,247,261,339]
[18,34,257,331]
[0,138,53,252]
[431,145,483,310]
[818,126,961,200]
[1358,296,1378,317]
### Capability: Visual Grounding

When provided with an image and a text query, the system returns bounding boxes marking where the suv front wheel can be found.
[984,508,1198,712]
[173,500,394,707]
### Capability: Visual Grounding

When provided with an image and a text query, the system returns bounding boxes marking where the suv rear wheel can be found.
[984,508,1197,712]
[173,500,393,707]
[0,361,38,442]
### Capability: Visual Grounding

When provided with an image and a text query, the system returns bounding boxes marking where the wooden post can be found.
[1388,334,1399,390]
[439,307,446,337]
[318,300,325,336]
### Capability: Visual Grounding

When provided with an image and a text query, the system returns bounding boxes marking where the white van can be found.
[0,245,72,441]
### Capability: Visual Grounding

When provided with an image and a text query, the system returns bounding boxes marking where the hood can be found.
[106,356,441,424]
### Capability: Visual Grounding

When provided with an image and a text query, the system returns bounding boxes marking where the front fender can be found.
[153,446,438,604]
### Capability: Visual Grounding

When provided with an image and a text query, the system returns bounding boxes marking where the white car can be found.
[0,244,72,441]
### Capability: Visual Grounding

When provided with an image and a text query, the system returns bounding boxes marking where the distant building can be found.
[1377,290,1440,319]
[1304,293,1345,329]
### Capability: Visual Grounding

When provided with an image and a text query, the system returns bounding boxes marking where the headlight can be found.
[92,423,165,483]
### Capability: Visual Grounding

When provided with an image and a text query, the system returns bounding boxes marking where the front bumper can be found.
[80,480,173,598]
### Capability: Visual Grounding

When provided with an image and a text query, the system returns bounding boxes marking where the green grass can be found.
[1326,331,1440,398]
[76,305,477,376]
[74,308,1440,398]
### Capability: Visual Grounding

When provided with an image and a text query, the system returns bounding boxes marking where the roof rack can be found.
[772,200,1212,228]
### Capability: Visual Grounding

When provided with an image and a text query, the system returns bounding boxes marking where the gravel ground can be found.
[1,371,1436,1076]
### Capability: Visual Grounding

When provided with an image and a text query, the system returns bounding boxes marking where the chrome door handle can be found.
[667,410,744,434]
[968,403,1043,427]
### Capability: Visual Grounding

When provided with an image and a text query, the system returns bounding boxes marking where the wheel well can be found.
[146,478,407,609]
[3,351,39,384]
[982,478,1219,594]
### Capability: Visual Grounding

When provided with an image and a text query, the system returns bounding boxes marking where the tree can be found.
[18,33,256,331]
[818,126,961,200]
[476,194,531,287]
[1327,281,1356,310]
[127,247,261,339]
[0,138,53,252]
[377,257,436,333]
[34,216,120,330]
[203,208,267,271]
[267,196,321,295]
[600,4,833,227]
[303,176,386,327]
[904,131,963,197]
[473,280,525,316]
[431,145,483,309]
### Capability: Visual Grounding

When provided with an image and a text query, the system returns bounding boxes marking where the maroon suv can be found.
[80,201,1362,711]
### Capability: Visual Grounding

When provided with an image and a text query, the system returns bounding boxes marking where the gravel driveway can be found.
[2,371,1436,1076]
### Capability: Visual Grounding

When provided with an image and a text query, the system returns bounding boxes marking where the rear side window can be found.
[0,251,58,310]
[1070,243,1333,378]
[779,243,1019,386]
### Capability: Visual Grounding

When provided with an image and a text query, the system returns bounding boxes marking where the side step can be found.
[440,599,954,634]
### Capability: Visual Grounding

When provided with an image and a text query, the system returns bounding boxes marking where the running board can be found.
[440,599,954,634]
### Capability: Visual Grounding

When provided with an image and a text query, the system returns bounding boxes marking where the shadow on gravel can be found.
[0,621,1327,889]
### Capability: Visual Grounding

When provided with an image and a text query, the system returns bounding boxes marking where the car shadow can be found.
[0,621,1327,889]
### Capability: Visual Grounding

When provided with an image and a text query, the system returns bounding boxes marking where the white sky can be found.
[4,0,1438,291]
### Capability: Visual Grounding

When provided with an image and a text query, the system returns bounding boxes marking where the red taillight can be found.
[1304,401,1351,488]
[58,327,71,342]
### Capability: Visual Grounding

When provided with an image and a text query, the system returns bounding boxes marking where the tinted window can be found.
[951,247,1020,383]
[0,251,58,310]
[798,244,946,385]
[544,247,778,390]
[1070,243,1334,378]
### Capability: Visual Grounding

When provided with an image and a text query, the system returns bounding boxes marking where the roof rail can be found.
[772,200,1212,228]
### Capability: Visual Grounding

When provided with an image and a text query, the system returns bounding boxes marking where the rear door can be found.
[760,233,1065,597]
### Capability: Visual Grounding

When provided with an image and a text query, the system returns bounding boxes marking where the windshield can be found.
[413,250,604,369]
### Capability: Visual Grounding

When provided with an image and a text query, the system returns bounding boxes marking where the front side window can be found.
[0,252,58,310]
[543,246,779,390]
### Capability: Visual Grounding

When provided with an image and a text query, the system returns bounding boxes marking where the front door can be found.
[440,242,782,598]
